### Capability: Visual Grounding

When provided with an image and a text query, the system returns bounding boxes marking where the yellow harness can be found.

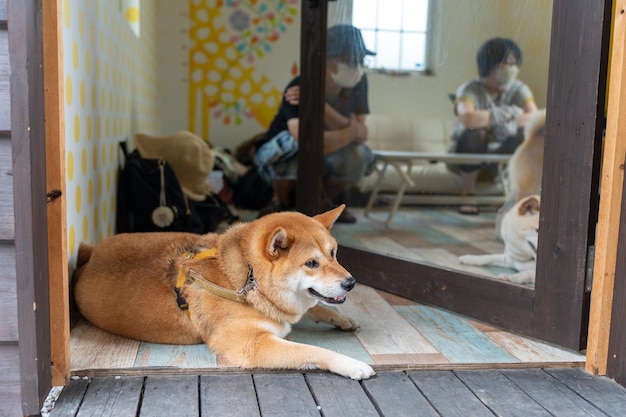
[174,248,261,318]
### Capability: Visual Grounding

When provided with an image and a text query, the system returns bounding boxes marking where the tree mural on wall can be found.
[189,0,299,138]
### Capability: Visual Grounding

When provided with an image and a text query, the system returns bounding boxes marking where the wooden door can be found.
[297,0,611,351]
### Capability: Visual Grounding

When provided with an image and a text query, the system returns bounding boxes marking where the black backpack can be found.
[116,142,238,234]
[232,164,274,210]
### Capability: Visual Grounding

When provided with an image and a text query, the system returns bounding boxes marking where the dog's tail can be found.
[76,243,95,270]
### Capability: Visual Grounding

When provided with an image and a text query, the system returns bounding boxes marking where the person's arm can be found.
[515,99,539,127]
[285,85,349,130]
[322,114,367,155]
[456,99,493,129]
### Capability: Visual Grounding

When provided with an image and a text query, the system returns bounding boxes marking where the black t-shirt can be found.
[257,74,370,148]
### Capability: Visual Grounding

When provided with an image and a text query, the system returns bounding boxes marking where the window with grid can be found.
[352,0,432,72]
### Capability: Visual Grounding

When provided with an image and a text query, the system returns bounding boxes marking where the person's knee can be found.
[455,128,489,153]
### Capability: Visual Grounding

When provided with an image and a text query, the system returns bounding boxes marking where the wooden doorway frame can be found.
[297,0,611,351]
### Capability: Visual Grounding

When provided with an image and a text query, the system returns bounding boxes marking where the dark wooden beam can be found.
[296,0,327,216]
[533,0,611,350]
[8,0,52,414]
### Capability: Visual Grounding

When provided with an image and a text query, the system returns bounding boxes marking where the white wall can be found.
[363,0,553,118]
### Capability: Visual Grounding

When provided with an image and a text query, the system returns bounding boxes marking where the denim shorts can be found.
[255,130,373,185]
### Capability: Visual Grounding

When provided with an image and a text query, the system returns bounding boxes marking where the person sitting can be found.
[254,24,376,223]
[449,37,538,215]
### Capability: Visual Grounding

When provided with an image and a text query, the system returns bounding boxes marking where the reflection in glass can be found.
[328,0,553,288]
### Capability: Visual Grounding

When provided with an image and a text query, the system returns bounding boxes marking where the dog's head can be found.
[247,205,355,313]
[501,194,541,258]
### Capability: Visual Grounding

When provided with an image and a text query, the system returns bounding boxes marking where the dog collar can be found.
[175,248,261,317]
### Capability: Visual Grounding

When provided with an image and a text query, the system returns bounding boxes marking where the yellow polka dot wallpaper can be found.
[63,0,159,257]
[62,0,302,263]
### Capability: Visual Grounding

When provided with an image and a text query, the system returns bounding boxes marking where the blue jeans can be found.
[255,130,373,186]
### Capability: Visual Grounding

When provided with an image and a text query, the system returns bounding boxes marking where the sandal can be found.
[458,204,479,215]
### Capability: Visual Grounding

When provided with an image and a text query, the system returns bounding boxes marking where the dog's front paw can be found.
[458,254,482,265]
[500,270,535,285]
[334,316,360,332]
[333,357,375,380]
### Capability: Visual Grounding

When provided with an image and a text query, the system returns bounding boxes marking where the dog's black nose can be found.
[341,277,356,291]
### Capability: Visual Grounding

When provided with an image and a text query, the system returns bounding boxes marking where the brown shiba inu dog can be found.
[459,195,540,285]
[73,205,375,380]
[496,109,546,238]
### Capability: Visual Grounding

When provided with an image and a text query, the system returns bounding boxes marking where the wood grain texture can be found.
[602,0,626,387]
[0,31,10,132]
[336,284,439,355]
[455,369,552,416]
[533,0,610,350]
[289,318,372,364]
[0,138,14,240]
[253,373,319,417]
[42,0,70,386]
[502,369,609,416]
[134,343,217,368]
[546,368,626,416]
[0,242,16,341]
[0,344,21,417]
[306,373,379,417]
[362,371,440,417]
[49,369,626,417]
[200,374,261,417]
[141,376,199,417]
[70,320,140,370]
[75,376,143,417]
[397,305,518,363]
[408,370,496,417]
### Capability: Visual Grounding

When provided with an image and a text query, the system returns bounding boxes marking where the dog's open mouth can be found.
[308,288,347,304]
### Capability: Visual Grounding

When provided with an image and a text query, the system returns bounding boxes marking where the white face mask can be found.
[330,63,364,88]
[493,65,519,85]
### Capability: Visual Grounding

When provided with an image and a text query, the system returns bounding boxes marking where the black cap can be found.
[326,24,376,64]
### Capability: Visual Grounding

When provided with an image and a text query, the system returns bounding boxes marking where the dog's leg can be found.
[305,305,359,331]
[500,268,535,285]
[458,253,508,267]
[219,333,375,380]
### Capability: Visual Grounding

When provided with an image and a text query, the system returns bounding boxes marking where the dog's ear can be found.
[267,227,290,258]
[518,195,541,216]
[313,204,345,229]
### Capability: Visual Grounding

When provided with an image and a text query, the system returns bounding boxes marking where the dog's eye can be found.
[330,249,336,258]
[305,259,319,269]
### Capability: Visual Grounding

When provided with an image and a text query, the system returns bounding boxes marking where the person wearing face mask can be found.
[449,37,538,215]
[254,24,375,222]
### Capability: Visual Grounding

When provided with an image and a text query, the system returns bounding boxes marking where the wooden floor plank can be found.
[46,369,626,417]
[397,305,518,363]
[134,342,217,368]
[140,376,199,417]
[201,374,261,417]
[408,370,495,417]
[0,344,22,417]
[305,373,379,417]
[486,331,585,363]
[502,369,608,416]
[545,368,626,417]
[75,376,143,417]
[361,371,439,417]
[71,319,139,370]
[253,373,319,416]
[48,377,89,417]
[289,319,372,364]
[455,369,552,417]
[336,285,439,356]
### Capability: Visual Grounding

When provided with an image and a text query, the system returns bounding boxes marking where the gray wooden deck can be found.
[47,368,626,417]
